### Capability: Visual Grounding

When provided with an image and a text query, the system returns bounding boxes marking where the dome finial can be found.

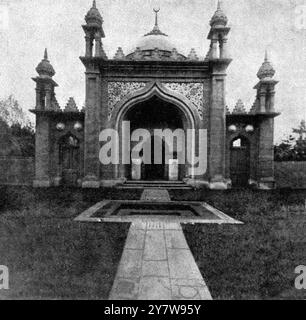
[44,48,48,60]
[144,8,167,36]
[92,0,96,8]
[154,7,160,28]
[264,49,268,62]
[217,0,222,10]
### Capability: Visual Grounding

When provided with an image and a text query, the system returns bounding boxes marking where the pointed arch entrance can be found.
[111,83,197,182]
[124,96,185,181]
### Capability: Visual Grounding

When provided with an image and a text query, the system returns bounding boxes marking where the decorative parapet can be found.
[64,97,78,112]
[170,48,180,60]
[163,82,204,120]
[232,99,247,114]
[107,82,147,119]
[187,48,199,61]
[114,47,125,60]
[132,47,143,60]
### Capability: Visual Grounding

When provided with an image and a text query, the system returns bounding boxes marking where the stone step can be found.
[126,180,185,185]
[120,183,192,190]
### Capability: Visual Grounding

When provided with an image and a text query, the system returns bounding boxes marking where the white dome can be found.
[135,34,175,52]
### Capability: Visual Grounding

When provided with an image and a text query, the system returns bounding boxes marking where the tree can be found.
[293,120,306,141]
[0,95,32,128]
[0,95,35,157]
[274,135,296,161]
[275,120,306,161]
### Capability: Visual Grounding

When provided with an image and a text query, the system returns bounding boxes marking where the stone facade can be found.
[31,1,280,190]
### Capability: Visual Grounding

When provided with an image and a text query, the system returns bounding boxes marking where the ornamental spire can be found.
[264,49,268,62]
[44,48,48,60]
[154,7,159,29]
[144,8,168,36]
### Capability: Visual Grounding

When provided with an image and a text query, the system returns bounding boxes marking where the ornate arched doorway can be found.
[122,95,188,181]
[230,136,250,188]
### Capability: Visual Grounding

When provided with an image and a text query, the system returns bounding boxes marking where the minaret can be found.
[81,1,105,188]
[207,0,232,190]
[32,49,59,188]
[32,49,58,110]
[254,50,279,189]
[82,0,107,59]
[255,50,278,113]
[207,0,230,59]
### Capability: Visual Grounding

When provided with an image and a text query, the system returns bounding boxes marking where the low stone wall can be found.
[275,161,306,189]
[0,156,34,185]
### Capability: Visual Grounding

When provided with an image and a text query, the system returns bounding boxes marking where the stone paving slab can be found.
[141,189,171,202]
[125,228,146,250]
[167,249,203,280]
[116,249,143,279]
[165,230,189,249]
[109,221,213,300]
[143,230,167,261]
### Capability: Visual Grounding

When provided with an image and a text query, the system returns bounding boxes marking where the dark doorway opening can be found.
[124,96,185,181]
[230,136,250,188]
[59,133,80,186]
[142,136,168,181]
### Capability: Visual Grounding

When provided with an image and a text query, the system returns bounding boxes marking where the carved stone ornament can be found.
[163,82,204,119]
[108,82,146,119]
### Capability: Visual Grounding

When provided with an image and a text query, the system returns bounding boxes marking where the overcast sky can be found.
[0,0,306,142]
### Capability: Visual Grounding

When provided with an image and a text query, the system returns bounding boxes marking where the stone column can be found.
[95,34,102,57]
[268,89,276,112]
[85,34,92,57]
[82,72,101,188]
[258,118,275,189]
[210,37,219,59]
[259,88,266,113]
[33,115,51,187]
[220,36,228,59]
[209,74,227,189]
[45,85,52,110]
[35,86,42,109]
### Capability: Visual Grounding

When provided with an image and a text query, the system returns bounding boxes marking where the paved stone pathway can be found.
[75,188,242,300]
[140,188,171,202]
[109,220,212,300]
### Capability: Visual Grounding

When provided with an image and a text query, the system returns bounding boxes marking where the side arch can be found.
[229,135,251,188]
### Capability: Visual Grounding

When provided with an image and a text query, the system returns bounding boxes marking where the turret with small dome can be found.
[85,0,103,27]
[257,50,276,80]
[36,48,55,78]
[210,0,228,27]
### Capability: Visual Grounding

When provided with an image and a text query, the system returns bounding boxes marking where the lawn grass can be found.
[1,186,305,300]
[182,190,306,300]
[0,186,130,300]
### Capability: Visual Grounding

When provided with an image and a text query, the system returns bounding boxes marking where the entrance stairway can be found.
[119,180,192,190]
